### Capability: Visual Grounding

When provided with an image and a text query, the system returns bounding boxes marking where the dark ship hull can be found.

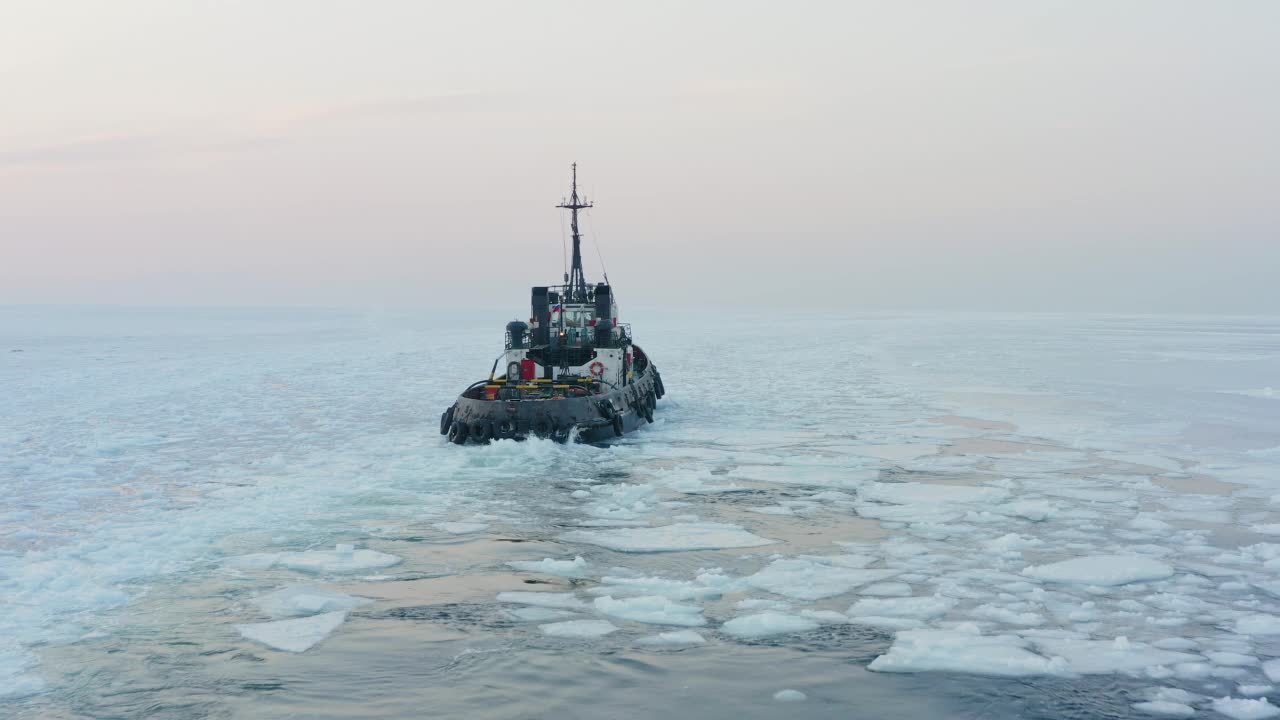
[438,164,665,445]
[440,350,665,445]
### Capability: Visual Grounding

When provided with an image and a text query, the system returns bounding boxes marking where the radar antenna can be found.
[556,163,593,303]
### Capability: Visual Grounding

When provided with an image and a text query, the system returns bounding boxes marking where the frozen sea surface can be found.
[3,307,1280,719]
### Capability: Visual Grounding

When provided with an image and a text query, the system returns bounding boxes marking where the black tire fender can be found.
[448,420,469,445]
[611,414,624,437]
[532,416,552,437]
[440,405,455,435]
[495,419,517,439]
[471,420,493,442]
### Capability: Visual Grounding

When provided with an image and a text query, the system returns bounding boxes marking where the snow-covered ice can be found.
[593,595,707,627]
[1212,697,1280,720]
[506,556,592,579]
[251,585,372,618]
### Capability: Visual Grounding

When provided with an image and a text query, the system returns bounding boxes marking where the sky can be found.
[1,1,1277,313]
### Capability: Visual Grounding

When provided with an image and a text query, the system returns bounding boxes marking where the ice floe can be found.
[773,689,807,702]
[1212,697,1280,720]
[495,591,587,610]
[636,630,706,647]
[538,620,618,638]
[229,545,402,574]
[236,611,347,652]
[720,612,819,639]
[1021,555,1174,586]
[744,557,899,600]
[560,522,777,552]
[506,556,591,579]
[593,595,706,627]
[869,625,1065,677]
[251,585,372,618]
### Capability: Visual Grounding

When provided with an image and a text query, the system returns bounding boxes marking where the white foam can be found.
[593,595,706,627]
[506,556,591,579]
[1021,555,1173,586]
[1212,697,1280,720]
[538,620,618,638]
[251,585,372,618]
[236,611,346,652]
[745,557,899,600]
[560,522,777,552]
[636,630,706,647]
[720,612,819,639]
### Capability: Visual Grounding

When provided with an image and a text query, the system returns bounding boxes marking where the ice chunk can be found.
[495,591,587,610]
[560,522,777,552]
[1030,637,1199,675]
[236,611,346,652]
[1212,697,1280,720]
[773,689,807,702]
[506,556,591,579]
[636,630,706,647]
[1208,651,1259,667]
[538,620,618,638]
[860,582,913,597]
[744,557,899,600]
[593,596,706,627]
[506,607,579,622]
[232,546,402,574]
[251,585,372,618]
[434,521,489,534]
[869,625,1064,677]
[1236,614,1280,635]
[590,570,738,601]
[1241,686,1275,697]
[721,612,819,639]
[860,482,1009,506]
[1021,555,1173,586]
[799,609,851,624]
[1131,701,1194,717]
[847,595,957,620]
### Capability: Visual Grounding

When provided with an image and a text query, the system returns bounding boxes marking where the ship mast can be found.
[556,163,593,303]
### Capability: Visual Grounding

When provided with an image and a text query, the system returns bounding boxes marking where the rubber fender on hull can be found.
[471,420,493,443]
[653,371,665,399]
[611,414,624,437]
[440,405,455,435]
[495,419,517,439]
[448,420,469,444]
[551,425,572,444]
[641,397,654,423]
[532,416,552,437]
[597,401,614,419]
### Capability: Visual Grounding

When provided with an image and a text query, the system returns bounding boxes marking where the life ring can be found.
[589,361,605,377]
[439,405,455,435]
[470,420,493,443]
[495,419,517,439]
[448,420,469,444]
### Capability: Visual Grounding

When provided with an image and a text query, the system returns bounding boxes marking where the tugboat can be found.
[439,164,666,444]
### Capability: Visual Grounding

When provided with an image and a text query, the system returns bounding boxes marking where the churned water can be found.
[3,307,1280,719]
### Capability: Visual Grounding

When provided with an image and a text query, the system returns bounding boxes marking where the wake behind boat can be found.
[439,164,665,444]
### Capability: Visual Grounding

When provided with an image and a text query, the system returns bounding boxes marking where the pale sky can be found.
[2,1,1277,312]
